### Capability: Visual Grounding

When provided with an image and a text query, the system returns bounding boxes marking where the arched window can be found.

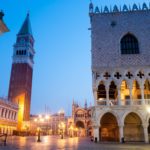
[121,33,139,54]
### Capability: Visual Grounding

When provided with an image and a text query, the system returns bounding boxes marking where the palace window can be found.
[121,33,139,54]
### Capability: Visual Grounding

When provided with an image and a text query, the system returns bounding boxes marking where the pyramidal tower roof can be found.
[18,13,32,35]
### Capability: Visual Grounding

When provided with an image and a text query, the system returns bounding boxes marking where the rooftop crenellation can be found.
[89,2,150,14]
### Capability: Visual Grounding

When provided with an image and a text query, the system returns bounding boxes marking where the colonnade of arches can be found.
[0,126,16,135]
[96,79,150,105]
[96,112,150,142]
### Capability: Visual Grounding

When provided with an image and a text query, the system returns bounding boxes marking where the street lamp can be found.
[45,115,50,135]
[37,127,41,142]
[34,115,43,142]
[59,122,65,139]
[69,125,73,137]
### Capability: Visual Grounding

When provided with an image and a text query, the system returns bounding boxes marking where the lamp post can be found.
[37,127,41,142]
[69,125,73,137]
[34,115,43,142]
[45,115,50,135]
[59,122,65,139]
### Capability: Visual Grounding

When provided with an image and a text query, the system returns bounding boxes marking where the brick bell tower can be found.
[8,13,35,129]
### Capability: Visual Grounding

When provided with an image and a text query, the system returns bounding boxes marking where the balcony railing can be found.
[96,99,150,106]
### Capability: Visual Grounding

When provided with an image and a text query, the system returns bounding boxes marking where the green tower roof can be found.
[18,13,32,35]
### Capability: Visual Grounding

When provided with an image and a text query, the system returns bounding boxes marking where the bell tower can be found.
[8,13,35,129]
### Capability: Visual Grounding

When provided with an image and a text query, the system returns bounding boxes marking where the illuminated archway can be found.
[120,80,130,105]
[100,112,119,142]
[124,112,144,142]
[132,80,141,100]
[144,80,150,99]
[76,121,85,137]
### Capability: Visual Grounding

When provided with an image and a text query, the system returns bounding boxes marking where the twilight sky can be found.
[0,0,149,115]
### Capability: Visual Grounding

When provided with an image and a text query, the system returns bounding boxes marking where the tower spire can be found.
[85,99,87,109]
[18,13,32,36]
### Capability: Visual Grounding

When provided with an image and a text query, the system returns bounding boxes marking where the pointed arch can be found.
[100,112,119,141]
[132,80,141,100]
[109,81,118,100]
[97,81,106,100]
[120,80,130,105]
[144,79,150,99]
[124,112,144,142]
[120,33,139,54]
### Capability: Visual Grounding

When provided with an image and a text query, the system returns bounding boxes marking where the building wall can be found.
[0,98,18,135]
[91,10,150,69]
[90,3,150,143]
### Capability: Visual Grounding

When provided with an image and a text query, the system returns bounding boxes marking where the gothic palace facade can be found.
[89,2,150,143]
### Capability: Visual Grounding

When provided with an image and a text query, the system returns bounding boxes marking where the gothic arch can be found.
[123,112,144,142]
[99,112,119,141]
[121,111,144,126]
[109,81,118,100]
[144,79,150,99]
[120,33,139,54]
[96,80,106,89]
[76,120,85,128]
[132,80,141,100]
[146,113,150,124]
[75,108,85,114]
[120,80,130,102]
[97,81,106,100]
[99,111,121,126]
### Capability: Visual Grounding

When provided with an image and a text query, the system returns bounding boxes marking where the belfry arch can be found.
[124,112,144,142]
[100,112,119,142]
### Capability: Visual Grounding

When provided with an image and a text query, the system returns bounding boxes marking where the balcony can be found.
[96,99,150,106]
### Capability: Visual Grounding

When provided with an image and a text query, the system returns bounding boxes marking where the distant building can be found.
[89,2,150,143]
[26,110,67,135]
[72,100,92,136]
[0,98,18,135]
[0,11,9,34]
[8,13,35,130]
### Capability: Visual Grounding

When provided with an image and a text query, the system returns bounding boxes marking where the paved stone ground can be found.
[0,136,150,150]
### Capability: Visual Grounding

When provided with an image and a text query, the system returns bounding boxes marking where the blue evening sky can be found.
[0,0,149,115]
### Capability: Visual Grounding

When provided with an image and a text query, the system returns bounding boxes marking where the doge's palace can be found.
[89,2,150,143]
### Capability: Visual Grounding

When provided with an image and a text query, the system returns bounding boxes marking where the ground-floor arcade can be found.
[92,106,150,143]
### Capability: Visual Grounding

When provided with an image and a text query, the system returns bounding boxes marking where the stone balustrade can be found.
[96,99,150,106]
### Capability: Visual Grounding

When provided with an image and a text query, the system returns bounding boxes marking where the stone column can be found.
[106,86,109,106]
[129,87,133,105]
[118,89,121,106]
[119,125,124,143]
[93,88,97,106]
[3,109,6,118]
[141,84,145,105]
[143,124,149,143]
[93,125,99,142]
